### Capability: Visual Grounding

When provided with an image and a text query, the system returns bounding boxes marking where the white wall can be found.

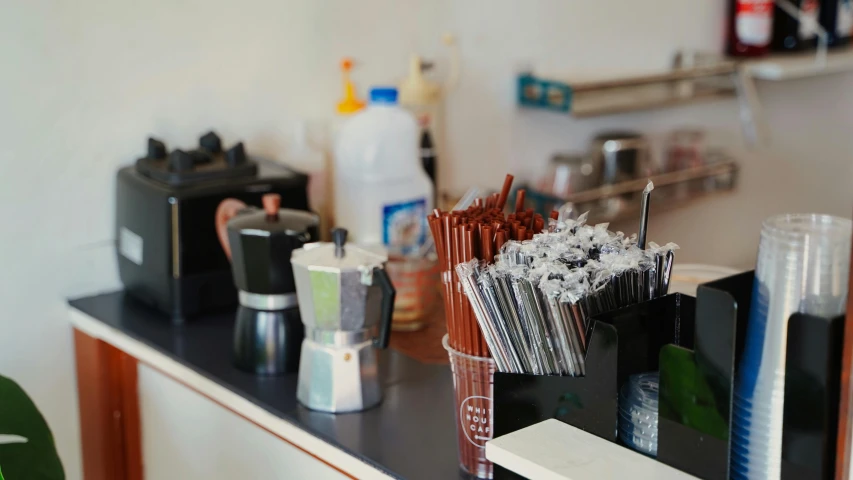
[1,1,850,479]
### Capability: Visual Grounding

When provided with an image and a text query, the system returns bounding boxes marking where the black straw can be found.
[638,181,654,249]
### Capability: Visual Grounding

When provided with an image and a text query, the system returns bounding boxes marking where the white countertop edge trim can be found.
[485,419,701,480]
[69,307,394,480]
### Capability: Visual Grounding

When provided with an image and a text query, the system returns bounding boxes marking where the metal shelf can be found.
[515,46,853,146]
[733,47,853,145]
[517,63,737,117]
[743,48,853,80]
[517,157,739,225]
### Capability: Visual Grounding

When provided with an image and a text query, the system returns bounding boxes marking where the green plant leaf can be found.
[0,375,64,479]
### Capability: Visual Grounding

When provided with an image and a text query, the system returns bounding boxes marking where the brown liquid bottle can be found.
[728,0,775,56]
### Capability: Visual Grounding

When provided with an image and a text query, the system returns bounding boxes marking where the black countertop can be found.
[69,292,462,480]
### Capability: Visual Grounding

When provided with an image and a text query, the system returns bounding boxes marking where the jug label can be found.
[382,198,427,256]
[119,227,144,266]
[460,396,492,448]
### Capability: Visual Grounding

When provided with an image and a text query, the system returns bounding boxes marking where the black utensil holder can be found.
[492,271,845,480]
[493,293,697,479]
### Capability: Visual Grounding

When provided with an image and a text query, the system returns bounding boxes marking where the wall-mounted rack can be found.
[743,48,853,80]
[518,63,736,117]
[518,46,853,147]
[515,156,739,225]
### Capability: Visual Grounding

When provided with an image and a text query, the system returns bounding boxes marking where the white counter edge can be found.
[69,307,393,480]
[485,419,700,480]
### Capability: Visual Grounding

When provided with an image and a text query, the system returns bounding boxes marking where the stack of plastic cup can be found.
[443,334,496,479]
[731,214,851,480]
[618,372,660,457]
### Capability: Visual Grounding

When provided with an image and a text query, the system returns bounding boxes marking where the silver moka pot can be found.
[291,228,395,413]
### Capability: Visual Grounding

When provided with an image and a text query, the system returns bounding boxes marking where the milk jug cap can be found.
[369,87,398,105]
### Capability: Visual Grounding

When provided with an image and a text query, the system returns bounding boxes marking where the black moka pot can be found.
[216,193,319,375]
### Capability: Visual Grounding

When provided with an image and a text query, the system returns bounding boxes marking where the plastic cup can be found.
[731,214,851,479]
[618,372,659,457]
[387,256,440,331]
[443,334,496,479]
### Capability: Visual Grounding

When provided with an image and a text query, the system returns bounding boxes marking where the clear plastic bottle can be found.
[333,87,434,256]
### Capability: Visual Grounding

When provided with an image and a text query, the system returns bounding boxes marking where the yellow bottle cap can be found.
[337,58,366,115]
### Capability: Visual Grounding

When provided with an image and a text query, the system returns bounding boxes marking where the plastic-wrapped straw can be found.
[455,211,679,376]
[491,266,536,374]
[457,261,511,372]
[543,291,576,376]
[560,298,587,376]
[647,242,679,298]
[478,272,525,373]
[512,274,555,374]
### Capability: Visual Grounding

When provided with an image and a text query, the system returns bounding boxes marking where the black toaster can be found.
[116,131,310,323]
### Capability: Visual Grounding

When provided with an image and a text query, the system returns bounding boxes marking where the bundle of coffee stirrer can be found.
[428,175,678,376]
